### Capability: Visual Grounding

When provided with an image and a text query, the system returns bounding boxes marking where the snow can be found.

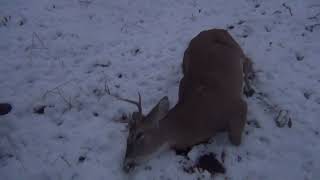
[1,0,320,179]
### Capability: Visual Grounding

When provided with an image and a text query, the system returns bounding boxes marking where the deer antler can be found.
[105,84,142,119]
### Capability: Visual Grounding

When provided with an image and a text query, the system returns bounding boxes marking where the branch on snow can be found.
[308,12,320,20]
[305,23,320,32]
[282,3,293,16]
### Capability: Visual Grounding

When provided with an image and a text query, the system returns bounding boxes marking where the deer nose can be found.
[123,159,136,173]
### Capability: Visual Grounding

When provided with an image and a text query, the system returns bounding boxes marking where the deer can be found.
[107,29,254,172]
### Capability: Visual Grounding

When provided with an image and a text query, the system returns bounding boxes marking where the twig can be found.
[264,26,271,32]
[282,3,293,16]
[305,23,320,32]
[308,12,320,20]
[274,110,290,128]
[249,83,278,113]
[308,4,320,8]
[56,88,73,110]
[78,0,93,6]
[28,32,49,63]
[0,16,9,26]
[104,80,110,94]
[60,155,72,167]
[255,94,278,113]
[252,83,292,128]
[32,32,48,50]
[272,10,282,15]
[120,20,144,34]
[4,135,27,172]
[42,79,76,99]
[121,23,128,33]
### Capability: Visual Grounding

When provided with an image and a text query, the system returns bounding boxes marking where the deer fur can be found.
[108,29,253,172]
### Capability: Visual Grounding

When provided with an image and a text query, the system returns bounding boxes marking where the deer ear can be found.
[146,96,169,126]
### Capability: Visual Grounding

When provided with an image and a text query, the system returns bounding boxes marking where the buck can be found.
[107,29,254,172]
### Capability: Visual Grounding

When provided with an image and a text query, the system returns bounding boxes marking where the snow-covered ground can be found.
[1,0,320,179]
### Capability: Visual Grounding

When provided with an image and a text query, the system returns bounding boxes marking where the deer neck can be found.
[156,107,181,147]
[151,116,171,145]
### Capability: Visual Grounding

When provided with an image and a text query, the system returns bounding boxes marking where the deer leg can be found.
[178,77,185,100]
[178,77,190,104]
[243,57,255,97]
[228,99,247,146]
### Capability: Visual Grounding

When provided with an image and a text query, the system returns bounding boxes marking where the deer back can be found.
[180,29,245,102]
[165,29,247,149]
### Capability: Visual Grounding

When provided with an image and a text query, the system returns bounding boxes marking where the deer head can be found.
[123,96,169,172]
[105,88,170,172]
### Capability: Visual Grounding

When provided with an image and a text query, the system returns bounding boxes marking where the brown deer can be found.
[107,29,254,172]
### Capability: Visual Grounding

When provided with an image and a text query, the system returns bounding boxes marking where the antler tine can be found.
[105,84,142,117]
[112,93,142,116]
